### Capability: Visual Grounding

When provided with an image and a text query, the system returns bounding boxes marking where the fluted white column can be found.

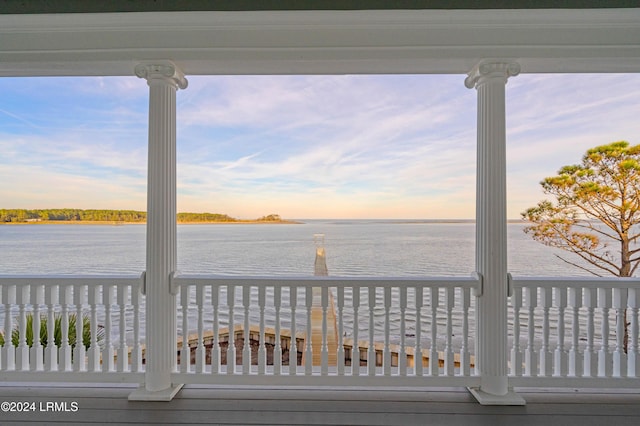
[465,61,525,405]
[131,61,187,399]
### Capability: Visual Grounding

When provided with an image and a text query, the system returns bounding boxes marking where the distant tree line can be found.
[257,214,282,222]
[0,209,146,223]
[0,209,288,223]
[176,212,235,222]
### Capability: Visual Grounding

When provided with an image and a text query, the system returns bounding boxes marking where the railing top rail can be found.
[0,273,144,287]
[3,273,638,290]
[171,273,480,289]
[510,276,640,289]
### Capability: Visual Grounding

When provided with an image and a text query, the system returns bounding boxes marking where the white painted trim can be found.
[510,376,640,388]
[171,274,481,289]
[469,59,516,400]
[139,60,184,393]
[1,8,639,76]
[0,372,144,383]
[0,275,143,287]
[128,383,184,401]
[468,387,526,405]
[511,276,640,289]
[172,372,481,388]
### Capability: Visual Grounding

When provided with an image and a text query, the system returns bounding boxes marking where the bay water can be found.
[0,221,597,349]
[0,221,593,277]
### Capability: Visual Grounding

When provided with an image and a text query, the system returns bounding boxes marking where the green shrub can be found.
[0,313,104,349]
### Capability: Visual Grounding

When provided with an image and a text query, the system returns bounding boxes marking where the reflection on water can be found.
[0,221,603,349]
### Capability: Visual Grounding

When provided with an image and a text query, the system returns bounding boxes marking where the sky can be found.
[0,73,639,220]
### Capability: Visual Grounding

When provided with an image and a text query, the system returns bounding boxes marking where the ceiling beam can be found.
[1,0,637,14]
[1,9,639,77]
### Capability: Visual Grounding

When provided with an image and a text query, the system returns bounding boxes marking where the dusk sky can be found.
[1,73,639,220]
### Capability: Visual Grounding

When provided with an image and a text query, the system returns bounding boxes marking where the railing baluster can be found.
[583,287,597,377]
[0,288,2,368]
[415,286,423,376]
[629,288,640,377]
[227,284,236,375]
[2,285,16,371]
[0,285,3,369]
[337,286,345,376]
[444,286,454,376]
[613,287,628,377]
[87,285,100,372]
[6,275,640,387]
[510,285,523,376]
[539,286,552,377]
[258,286,266,374]
[598,287,612,377]
[30,285,44,371]
[180,284,191,373]
[289,285,297,375]
[383,286,391,376]
[460,287,471,377]
[0,277,144,377]
[553,287,567,377]
[117,284,129,373]
[73,284,86,372]
[274,286,282,375]
[305,286,313,375]
[103,284,115,372]
[568,287,582,377]
[131,281,143,373]
[211,284,220,374]
[321,286,329,376]
[367,286,376,376]
[59,285,72,372]
[196,285,206,373]
[44,285,58,372]
[429,287,439,376]
[524,285,537,377]
[16,285,29,371]
[352,286,360,376]
[242,285,251,374]
[399,286,407,376]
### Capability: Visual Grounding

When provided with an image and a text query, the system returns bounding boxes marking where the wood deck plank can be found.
[0,384,639,425]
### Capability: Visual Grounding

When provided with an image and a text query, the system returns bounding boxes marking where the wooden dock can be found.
[303,287,339,366]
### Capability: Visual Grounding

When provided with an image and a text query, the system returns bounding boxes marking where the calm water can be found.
[1,221,603,348]
[0,221,595,276]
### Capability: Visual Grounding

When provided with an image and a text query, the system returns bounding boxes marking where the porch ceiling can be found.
[1,0,637,14]
[0,8,639,77]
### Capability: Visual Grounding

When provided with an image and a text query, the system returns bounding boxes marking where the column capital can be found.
[464,60,520,89]
[135,61,188,90]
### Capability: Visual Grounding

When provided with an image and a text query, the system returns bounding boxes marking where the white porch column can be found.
[465,61,525,405]
[129,61,187,401]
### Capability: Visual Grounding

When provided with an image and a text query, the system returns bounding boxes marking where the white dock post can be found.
[465,61,525,405]
[129,61,187,401]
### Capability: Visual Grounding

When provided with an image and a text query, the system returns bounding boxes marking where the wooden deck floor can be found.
[1,383,639,425]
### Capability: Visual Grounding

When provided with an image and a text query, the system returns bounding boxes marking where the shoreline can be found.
[0,220,303,226]
[0,219,529,226]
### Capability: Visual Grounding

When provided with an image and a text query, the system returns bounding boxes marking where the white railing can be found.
[0,275,144,382]
[171,275,480,387]
[509,276,640,388]
[2,273,639,390]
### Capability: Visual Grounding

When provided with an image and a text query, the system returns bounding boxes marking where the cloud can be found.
[175,74,477,218]
[2,73,639,219]
[505,73,640,218]
[0,163,146,210]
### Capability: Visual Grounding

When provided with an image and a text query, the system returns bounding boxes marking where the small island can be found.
[0,209,299,224]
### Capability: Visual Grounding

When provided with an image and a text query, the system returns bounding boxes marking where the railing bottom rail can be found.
[509,376,640,389]
[172,371,481,388]
[0,371,144,383]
